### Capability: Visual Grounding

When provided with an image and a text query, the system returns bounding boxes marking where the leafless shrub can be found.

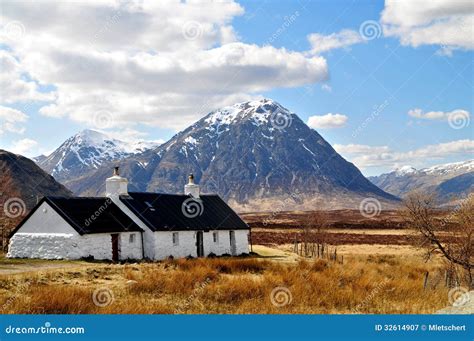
[404,192,473,288]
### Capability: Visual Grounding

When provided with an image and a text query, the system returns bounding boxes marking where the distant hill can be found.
[369,160,473,205]
[0,149,72,235]
[47,98,399,211]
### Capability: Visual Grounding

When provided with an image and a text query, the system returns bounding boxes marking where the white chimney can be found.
[184,173,200,197]
[106,166,128,197]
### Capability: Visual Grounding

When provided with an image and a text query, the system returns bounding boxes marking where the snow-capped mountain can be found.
[369,160,474,203]
[63,99,399,211]
[35,129,161,183]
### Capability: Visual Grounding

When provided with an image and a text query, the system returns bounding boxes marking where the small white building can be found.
[8,169,250,261]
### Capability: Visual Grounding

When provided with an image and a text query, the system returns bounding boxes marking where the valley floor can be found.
[0,245,457,314]
[0,209,468,314]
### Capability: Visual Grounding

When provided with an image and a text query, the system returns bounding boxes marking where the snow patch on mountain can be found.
[36,129,161,179]
[204,98,293,131]
[423,160,474,175]
[395,165,417,176]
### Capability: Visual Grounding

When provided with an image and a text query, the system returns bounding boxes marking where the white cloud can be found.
[335,140,474,169]
[307,113,348,129]
[0,105,28,135]
[408,108,470,122]
[381,0,474,53]
[9,138,38,156]
[0,1,329,131]
[334,144,390,155]
[308,29,365,54]
[321,84,332,92]
[0,50,54,104]
[101,128,165,146]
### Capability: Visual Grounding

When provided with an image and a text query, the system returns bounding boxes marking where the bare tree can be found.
[299,211,329,257]
[404,192,473,288]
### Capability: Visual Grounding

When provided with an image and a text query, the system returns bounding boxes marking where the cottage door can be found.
[111,234,119,262]
[229,231,237,256]
[196,231,204,257]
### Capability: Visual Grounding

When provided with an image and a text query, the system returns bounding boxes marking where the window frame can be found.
[172,232,179,246]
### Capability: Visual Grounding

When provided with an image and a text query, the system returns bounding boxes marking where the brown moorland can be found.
[0,254,449,314]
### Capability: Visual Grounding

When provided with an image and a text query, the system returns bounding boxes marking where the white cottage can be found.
[8,168,250,261]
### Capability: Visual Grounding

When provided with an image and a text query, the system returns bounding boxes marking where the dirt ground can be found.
[0,256,93,275]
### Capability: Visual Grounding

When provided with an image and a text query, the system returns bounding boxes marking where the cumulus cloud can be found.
[0,1,329,131]
[8,138,38,156]
[335,140,474,169]
[308,29,365,55]
[0,50,54,104]
[408,108,470,121]
[307,113,348,129]
[0,105,28,135]
[381,0,474,53]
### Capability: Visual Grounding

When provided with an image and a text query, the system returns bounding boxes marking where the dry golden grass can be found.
[0,254,449,314]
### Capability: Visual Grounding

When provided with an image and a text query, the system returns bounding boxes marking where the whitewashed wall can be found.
[8,232,143,260]
[233,230,250,255]
[154,231,196,259]
[205,230,250,256]
[109,195,156,259]
[7,202,144,260]
[15,202,78,234]
[119,232,143,260]
[153,229,250,260]
[8,233,110,259]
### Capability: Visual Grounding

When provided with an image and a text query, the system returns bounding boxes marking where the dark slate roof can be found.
[11,197,143,236]
[119,192,249,231]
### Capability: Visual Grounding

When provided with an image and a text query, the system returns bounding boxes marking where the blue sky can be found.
[0,0,472,176]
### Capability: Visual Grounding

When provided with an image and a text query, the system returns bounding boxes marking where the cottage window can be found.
[172,232,179,246]
[213,231,219,243]
[129,234,135,243]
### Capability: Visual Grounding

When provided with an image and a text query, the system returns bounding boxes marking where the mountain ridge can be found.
[369,160,473,204]
[35,129,161,183]
[0,149,73,231]
[41,98,399,211]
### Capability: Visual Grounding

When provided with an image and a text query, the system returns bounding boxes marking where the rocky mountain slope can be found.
[35,129,160,183]
[0,150,72,233]
[56,99,399,211]
[369,160,473,204]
